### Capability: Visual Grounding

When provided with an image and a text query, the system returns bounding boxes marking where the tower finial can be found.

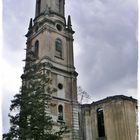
[67,15,72,29]
[28,18,33,30]
[26,18,33,37]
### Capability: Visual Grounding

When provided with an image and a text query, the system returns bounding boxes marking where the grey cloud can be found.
[2,89,14,133]
[2,0,137,132]
[66,0,138,100]
[3,0,35,65]
[2,0,36,133]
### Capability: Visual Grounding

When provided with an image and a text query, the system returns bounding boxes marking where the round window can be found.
[56,24,62,31]
[58,83,63,90]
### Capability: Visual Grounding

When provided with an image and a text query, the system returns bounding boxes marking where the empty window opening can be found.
[58,105,63,121]
[56,0,64,15]
[59,0,61,13]
[97,108,105,137]
[36,0,41,16]
[60,0,64,15]
[34,40,39,58]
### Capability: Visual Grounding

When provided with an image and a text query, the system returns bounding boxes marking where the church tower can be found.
[24,0,79,139]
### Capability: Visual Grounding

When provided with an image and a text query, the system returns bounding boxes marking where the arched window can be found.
[55,38,62,58]
[97,108,105,137]
[58,105,63,121]
[36,0,41,16]
[34,40,39,58]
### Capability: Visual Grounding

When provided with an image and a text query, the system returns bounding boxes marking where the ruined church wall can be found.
[80,96,137,140]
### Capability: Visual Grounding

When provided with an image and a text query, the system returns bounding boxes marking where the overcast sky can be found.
[2,0,138,133]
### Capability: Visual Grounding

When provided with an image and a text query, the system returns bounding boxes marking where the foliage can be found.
[3,49,67,140]
[77,86,92,104]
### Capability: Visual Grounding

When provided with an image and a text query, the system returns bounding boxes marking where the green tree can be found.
[3,49,67,140]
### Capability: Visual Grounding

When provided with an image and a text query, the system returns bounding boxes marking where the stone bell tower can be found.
[24,0,80,139]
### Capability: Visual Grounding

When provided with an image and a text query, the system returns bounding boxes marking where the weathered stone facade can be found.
[23,1,137,140]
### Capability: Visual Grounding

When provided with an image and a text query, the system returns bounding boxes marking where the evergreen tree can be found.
[3,49,68,140]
